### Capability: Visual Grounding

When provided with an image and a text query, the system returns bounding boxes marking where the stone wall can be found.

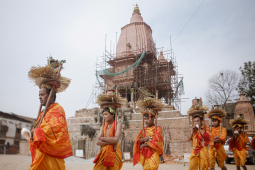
[123,117,192,156]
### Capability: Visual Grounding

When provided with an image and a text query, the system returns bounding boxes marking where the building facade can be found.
[0,111,35,154]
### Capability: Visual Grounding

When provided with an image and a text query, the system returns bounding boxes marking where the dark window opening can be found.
[16,128,21,133]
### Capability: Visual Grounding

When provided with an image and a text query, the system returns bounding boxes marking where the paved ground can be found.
[0,155,254,170]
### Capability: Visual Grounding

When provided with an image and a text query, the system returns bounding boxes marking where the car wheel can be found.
[251,153,255,165]
[226,159,231,164]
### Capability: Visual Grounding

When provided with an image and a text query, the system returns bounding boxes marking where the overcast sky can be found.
[0,0,254,119]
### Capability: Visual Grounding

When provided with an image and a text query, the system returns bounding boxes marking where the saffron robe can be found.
[133,125,164,170]
[251,137,255,150]
[189,125,213,170]
[93,121,123,170]
[209,126,228,168]
[229,132,249,167]
[30,103,73,170]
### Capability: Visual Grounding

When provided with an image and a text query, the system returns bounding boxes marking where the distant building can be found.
[235,93,255,137]
[221,93,255,138]
[0,111,35,154]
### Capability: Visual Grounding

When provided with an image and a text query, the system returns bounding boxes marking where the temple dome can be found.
[130,4,143,23]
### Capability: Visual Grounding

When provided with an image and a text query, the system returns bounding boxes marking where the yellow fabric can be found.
[134,125,163,170]
[30,103,72,170]
[209,127,228,168]
[29,148,65,170]
[93,143,123,170]
[212,116,222,123]
[232,124,243,128]
[189,125,212,170]
[189,146,209,170]
[209,144,227,168]
[229,132,249,167]
[234,148,247,167]
[140,152,159,170]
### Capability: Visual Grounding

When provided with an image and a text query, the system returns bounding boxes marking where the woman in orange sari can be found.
[187,98,213,170]
[30,87,73,170]
[133,113,163,170]
[27,58,73,170]
[133,97,164,170]
[207,106,228,170]
[229,115,249,170]
[93,106,123,170]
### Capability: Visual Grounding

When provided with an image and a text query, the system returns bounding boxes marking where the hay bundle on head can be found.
[96,93,127,107]
[207,108,227,118]
[137,99,164,109]
[187,105,209,116]
[136,99,164,116]
[230,114,250,127]
[28,57,70,93]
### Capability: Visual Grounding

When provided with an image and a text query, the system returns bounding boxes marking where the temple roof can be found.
[130,4,143,23]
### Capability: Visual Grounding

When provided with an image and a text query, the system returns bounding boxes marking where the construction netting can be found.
[102,51,146,76]
[96,52,146,86]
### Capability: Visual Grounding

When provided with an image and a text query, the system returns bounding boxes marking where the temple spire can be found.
[133,4,140,13]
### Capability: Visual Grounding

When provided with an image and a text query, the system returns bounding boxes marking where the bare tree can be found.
[205,69,240,108]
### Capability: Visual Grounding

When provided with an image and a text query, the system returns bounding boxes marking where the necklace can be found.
[107,124,112,129]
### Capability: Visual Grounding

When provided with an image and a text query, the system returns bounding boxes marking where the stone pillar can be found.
[131,89,134,102]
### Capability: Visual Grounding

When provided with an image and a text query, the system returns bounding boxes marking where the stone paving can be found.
[0,155,254,170]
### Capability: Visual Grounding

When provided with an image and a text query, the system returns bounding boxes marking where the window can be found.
[244,126,248,130]
[16,128,21,133]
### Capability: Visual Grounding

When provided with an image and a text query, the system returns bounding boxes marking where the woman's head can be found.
[102,107,115,123]
[212,118,220,127]
[193,115,203,126]
[143,113,155,127]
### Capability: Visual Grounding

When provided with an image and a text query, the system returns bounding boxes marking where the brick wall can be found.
[123,117,193,156]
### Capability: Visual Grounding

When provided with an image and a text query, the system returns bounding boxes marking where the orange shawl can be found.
[93,121,116,167]
[212,126,227,149]
[133,125,163,166]
[30,103,73,162]
[192,125,212,155]
[229,131,249,151]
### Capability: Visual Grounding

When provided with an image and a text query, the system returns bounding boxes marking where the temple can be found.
[97,4,178,108]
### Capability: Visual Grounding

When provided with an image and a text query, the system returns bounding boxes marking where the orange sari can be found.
[133,125,163,170]
[93,121,123,170]
[189,125,213,170]
[29,103,73,170]
[209,126,228,168]
[229,132,249,167]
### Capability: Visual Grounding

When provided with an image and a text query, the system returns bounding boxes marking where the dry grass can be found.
[96,93,126,105]
[187,106,209,115]
[28,65,52,80]
[136,99,164,109]
[230,119,250,125]
[207,109,227,118]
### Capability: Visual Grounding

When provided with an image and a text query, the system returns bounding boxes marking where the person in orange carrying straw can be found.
[207,105,228,170]
[187,98,213,170]
[93,89,126,170]
[133,93,164,170]
[229,114,249,170]
[25,56,73,170]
